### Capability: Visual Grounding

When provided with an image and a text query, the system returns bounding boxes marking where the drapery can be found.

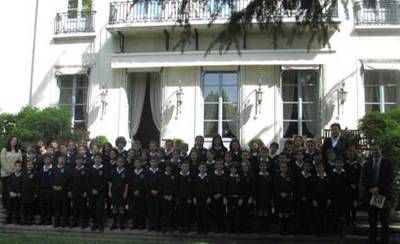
[301,70,317,137]
[128,74,146,138]
[282,71,296,137]
[150,73,162,131]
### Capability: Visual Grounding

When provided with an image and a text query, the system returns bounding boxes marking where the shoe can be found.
[99,225,104,232]
[91,225,98,231]
[110,223,117,230]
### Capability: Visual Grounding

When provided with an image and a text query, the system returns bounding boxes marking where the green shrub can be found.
[93,135,109,146]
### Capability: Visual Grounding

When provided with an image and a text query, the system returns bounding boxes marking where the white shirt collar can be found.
[134,168,143,175]
[180,171,190,176]
[331,135,340,148]
[93,163,103,169]
[206,160,215,165]
[149,167,159,173]
[301,171,311,178]
[230,173,239,178]
[57,164,64,169]
[214,169,224,176]
[14,171,22,177]
[198,172,208,179]
[76,165,84,170]
[295,160,304,168]
[117,167,125,174]
[43,164,53,171]
[317,172,327,178]
[259,171,269,176]
[333,168,345,174]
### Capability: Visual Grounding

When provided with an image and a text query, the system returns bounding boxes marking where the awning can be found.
[111,49,335,69]
[281,64,320,70]
[54,65,87,75]
[361,59,400,70]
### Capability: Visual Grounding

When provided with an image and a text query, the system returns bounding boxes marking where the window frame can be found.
[281,69,320,138]
[202,71,240,141]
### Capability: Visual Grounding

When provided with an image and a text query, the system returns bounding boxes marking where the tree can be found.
[173,0,341,53]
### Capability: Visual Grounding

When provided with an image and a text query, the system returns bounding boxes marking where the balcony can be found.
[54,11,96,35]
[354,1,400,29]
[108,0,339,29]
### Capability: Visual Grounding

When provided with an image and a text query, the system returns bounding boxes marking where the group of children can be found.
[3,134,362,235]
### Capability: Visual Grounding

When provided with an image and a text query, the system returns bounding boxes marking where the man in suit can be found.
[322,123,349,161]
[362,143,394,244]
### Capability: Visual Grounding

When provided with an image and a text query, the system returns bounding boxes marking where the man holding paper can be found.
[362,143,394,244]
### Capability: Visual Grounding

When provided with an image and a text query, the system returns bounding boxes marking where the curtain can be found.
[301,70,317,137]
[282,71,296,137]
[128,74,146,138]
[150,73,162,131]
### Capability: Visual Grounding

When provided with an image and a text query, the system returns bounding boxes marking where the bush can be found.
[93,135,109,146]
[0,106,86,148]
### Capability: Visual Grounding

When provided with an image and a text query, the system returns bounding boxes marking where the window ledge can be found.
[53,32,96,42]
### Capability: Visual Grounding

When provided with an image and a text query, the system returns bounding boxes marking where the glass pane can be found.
[82,0,92,11]
[365,104,381,113]
[74,105,86,121]
[204,122,218,138]
[223,104,237,120]
[74,121,86,130]
[365,87,380,103]
[302,122,315,138]
[283,121,298,138]
[299,70,318,86]
[204,86,219,102]
[303,85,316,102]
[204,104,218,120]
[283,103,298,120]
[68,0,78,9]
[59,89,73,105]
[59,76,73,88]
[385,104,398,112]
[282,86,298,102]
[76,88,87,104]
[384,86,397,103]
[204,73,219,86]
[364,71,379,85]
[302,103,316,120]
[222,86,238,103]
[222,73,238,86]
[282,70,297,85]
[222,121,237,138]
[77,75,88,87]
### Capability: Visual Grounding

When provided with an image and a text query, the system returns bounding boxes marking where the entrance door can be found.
[128,73,161,149]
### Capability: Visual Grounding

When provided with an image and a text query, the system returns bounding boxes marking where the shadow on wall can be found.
[320,69,357,129]
[163,104,175,126]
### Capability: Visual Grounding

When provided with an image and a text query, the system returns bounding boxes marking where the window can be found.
[364,70,400,113]
[203,72,239,139]
[58,74,88,129]
[282,69,319,138]
[68,0,92,18]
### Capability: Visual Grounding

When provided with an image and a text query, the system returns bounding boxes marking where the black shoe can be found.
[110,223,117,230]
[99,225,104,232]
[91,225,98,231]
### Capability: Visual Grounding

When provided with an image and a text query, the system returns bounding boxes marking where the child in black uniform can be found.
[211,160,227,233]
[108,155,129,230]
[160,162,176,233]
[21,160,38,225]
[225,164,243,233]
[52,155,70,227]
[344,147,361,226]
[38,154,54,225]
[88,153,108,231]
[6,160,23,224]
[193,162,211,234]
[274,160,294,235]
[239,161,254,233]
[176,161,193,233]
[129,159,146,230]
[254,161,273,233]
[69,156,88,228]
[145,158,162,231]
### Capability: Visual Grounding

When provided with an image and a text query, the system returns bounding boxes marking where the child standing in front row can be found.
[129,159,146,230]
[254,161,273,233]
[21,160,38,225]
[6,160,23,224]
[193,163,211,234]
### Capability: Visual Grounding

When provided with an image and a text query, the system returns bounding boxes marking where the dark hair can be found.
[211,134,224,148]
[115,136,127,147]
[330,123,341,130]
[270,142,279,149]
[6,136,20,152]
[14,160,23,166]
[229,138,241,151]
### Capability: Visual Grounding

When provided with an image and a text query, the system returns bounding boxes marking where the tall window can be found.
[68,0,92,18]
[203,72,239,139]
[282,69,319,138]
[364,70,400,113]
[58,74,88,129]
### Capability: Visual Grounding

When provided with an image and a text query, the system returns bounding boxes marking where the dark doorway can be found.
[134,78,160,149]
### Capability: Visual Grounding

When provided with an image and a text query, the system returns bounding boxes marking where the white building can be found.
[0,0,399,148]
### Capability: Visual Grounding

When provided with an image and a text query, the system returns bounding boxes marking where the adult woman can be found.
[1,136,23,209]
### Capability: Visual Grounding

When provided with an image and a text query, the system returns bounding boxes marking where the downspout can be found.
[29,0,39,105]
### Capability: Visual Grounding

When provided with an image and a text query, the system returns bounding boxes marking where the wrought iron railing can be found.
[354,1,400,26]
[54,11,96,34]
[109,0,338,25]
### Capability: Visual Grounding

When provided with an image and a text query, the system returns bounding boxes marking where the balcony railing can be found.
[55,11,96,34]
[354,1,400,26]
[109,0,338,25]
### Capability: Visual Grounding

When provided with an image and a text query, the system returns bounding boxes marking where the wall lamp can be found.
[100,84,108,119]
[176,80,184,119]
[255,79,263,117]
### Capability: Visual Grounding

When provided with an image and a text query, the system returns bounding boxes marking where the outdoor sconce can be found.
[337,81,347,116]
[176,81,184,119]
[100,85,108,119]
[255,79,263,117]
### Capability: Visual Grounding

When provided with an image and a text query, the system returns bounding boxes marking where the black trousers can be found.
[1,177,9,209]
[227,197,241,233]
[39,189,53,224]
[90,193,105,227]
[146,194,161,230]
[178,198,192,231]
[196,199,209,232]
[368,205,390,244]
[22,202,35,224]
[53,190,69,226]
[212,198,226,232]
[161,198,174,231]
[6,196,21,223]
[71,194,87,225]
[130,196,146,228]
[312,204,329,235]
